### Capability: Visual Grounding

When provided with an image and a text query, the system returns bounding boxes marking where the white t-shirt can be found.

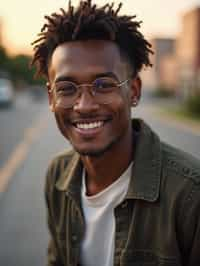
[80,163,132,266]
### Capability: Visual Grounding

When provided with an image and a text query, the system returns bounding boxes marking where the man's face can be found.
[48,40,141,157]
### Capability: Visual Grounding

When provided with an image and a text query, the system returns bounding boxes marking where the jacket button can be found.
[72,235,77,242]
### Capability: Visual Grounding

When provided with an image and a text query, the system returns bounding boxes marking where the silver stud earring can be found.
[132,98,138,107]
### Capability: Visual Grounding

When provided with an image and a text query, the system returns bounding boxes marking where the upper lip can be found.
[71,116,111,125]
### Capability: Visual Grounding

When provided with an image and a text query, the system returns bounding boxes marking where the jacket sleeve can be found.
[45,161,64,266]
[179,182,200,266]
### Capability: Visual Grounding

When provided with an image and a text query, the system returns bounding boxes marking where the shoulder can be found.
[160,142,200,211]
[161,142,200,185]
[47,149,75,173]
[45,148,75,190]
[158,143,200,226]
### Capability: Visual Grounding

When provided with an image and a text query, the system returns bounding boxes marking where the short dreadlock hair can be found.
[31,0,153,78]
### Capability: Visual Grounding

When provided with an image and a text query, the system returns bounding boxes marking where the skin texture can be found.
[48,40,141,195]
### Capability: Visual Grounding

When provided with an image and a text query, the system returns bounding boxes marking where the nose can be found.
[73,89,99,114]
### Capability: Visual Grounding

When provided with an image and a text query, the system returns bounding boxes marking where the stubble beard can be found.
[73,134,123,158]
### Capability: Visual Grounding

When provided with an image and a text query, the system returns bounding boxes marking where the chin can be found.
[75,148,107,157]
[73,135,122,157]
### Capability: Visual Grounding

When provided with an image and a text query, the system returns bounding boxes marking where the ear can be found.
[46,82,55,112]
[129,75,142,107]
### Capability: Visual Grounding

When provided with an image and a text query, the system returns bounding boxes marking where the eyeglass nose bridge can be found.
[73,83,100,110]
[76,83,96,98]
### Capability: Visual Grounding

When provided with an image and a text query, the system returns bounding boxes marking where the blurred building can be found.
[160,54,178,91]
[141,38,177,91]
[177,7,200,96]
[142,6,200,96]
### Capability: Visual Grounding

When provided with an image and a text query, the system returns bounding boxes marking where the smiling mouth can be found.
[75,121,104,130]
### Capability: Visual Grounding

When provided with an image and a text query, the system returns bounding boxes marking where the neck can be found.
[81,128,135,196]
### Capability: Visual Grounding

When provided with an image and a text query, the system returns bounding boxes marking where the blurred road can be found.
[134,93,200,159]
[0,91,199,266]
[0,91,47,168]
[0,92,68,265]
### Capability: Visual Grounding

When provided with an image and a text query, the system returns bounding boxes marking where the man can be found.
[31,1,200,265]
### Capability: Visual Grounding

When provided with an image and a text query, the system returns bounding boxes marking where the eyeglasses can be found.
[50,77,129,109]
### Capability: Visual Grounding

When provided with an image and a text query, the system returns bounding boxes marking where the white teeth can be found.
[76,121,103,129]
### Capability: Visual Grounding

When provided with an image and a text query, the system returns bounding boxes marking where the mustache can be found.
[64,113,112,124]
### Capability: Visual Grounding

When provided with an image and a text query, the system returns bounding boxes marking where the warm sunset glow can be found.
[0,0,199,55]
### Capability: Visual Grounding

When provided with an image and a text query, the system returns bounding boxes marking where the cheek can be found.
[113,94,131,119]
[54,111,70,139]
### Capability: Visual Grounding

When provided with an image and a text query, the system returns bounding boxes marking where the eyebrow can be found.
[95,72,119,81]
[54,72,119,83]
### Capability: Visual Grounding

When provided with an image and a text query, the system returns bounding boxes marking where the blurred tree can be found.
[185,93,200,117]
[5,54,44,86]
[0,45,44,88]
[0,45,9,69]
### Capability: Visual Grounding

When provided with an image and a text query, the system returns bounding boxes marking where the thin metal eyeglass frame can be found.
[50,78,130,109]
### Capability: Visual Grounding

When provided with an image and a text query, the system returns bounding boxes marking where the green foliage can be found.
[0,46,8,67]
[5,55,44,85]
[0,45,45,88]
[153,86,175,98]
[185,93,200,117]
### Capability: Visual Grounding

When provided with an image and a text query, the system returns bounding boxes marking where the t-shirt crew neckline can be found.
[82,161,133,207]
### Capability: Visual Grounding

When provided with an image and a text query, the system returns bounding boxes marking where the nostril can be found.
[73,92,99,112]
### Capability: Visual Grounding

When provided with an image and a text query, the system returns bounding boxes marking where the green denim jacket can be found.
[45,119,200,266]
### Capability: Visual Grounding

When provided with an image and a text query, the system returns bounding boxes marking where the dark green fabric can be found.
[45,119,200,266]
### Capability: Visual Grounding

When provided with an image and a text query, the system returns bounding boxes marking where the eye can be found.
[93,78,117,92]
[55,81,77,96]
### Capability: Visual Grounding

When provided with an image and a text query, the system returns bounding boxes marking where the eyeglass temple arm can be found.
[117,79,130,87]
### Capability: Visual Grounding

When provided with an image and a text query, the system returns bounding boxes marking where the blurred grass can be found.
[185,95,200,117]
[152,86,175,98]
[152,86,200,122]
[161,104,200,123]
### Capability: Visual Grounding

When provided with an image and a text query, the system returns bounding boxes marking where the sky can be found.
[0,0,200,55]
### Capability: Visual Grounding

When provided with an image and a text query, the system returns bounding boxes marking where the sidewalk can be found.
[133,96,200,137]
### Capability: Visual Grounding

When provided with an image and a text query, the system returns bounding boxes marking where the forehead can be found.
[48,40,128,82]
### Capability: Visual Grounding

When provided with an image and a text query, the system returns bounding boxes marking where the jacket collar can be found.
[55,119,162,202]
[126,119,161,201]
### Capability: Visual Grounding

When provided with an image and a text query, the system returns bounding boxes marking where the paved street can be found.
[134,96,200,159]
[0,92,200,266]
[0,94,68,265]
[0,91,47,168]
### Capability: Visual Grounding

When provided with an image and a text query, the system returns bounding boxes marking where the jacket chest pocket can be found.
[121,250,180,266]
